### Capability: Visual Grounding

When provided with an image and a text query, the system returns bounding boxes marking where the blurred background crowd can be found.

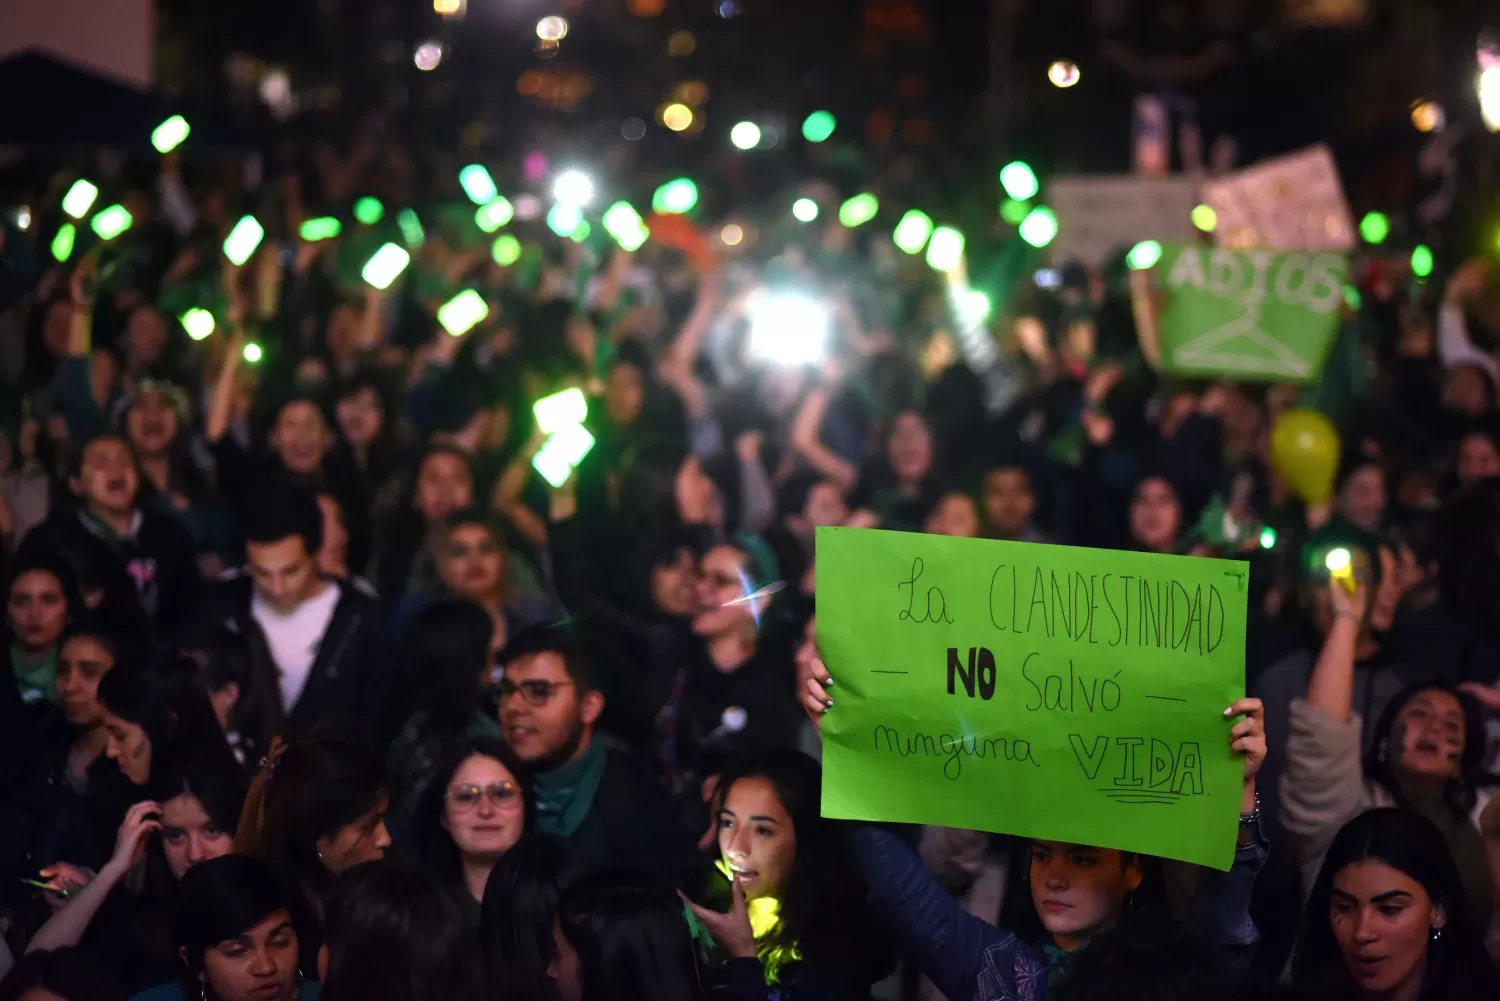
[2,2,1500,1000]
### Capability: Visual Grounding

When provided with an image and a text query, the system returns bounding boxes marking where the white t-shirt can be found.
[252,583,341,711]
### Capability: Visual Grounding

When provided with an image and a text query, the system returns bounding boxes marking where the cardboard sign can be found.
[816,527,1248,871]
[1155,242,1347,382]
[1200,144,1355,251]
[1048,175,1199,267]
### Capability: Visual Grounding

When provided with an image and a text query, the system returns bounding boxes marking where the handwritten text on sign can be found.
[815,527,1248,870]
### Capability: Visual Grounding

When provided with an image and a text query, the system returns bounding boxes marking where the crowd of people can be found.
[1,124,1500,1001]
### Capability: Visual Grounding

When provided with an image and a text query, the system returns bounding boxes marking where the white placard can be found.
[1200,144,1356,252]
[1048,175,1199,267]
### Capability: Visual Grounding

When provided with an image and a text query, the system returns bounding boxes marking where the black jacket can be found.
[205,576,394,744]
[563,746,696,875]
[23,506,201,642]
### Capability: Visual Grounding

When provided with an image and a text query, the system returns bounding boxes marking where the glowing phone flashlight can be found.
[62,180,99,220]
[90,205,133,241]
[361,243,411,290]
[460,165,498,206]
[437,290,489,336]
[532,388,588,435]
[299,217,342,242]
[223,216,264,266]
[180,308,215,341]
[151,115,190,154]
[1325,547,1356,595]
[531,422,596,487]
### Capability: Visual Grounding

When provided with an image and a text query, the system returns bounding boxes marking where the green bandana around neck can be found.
[11,645,59,705]
[531,738,608,837]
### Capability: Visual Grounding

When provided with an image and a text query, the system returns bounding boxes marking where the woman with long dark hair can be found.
[233,725,390,962]
[130,853,314,1001]
[318,861,481,1001]
[96,659,238,788]
[179,627,282,770]
[553,871,709,1001]
[414,736,534,919]
[1281,575,1498,931]
[24,752,247,992]
[1290,809,1495,1000]
[478,834,579,1001]
[685,749,892,1000]
[8,619,137,899]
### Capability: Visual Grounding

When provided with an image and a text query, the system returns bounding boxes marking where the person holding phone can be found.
[683,749,894,1001]
[24,751,245,991]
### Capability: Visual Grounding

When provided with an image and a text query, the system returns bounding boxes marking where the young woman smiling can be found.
[415,736,535,920]
[1290,809,1495,1001]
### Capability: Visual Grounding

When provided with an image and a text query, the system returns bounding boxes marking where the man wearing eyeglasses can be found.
[497,624,693,873]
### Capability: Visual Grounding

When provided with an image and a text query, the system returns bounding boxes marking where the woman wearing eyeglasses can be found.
[382,600,501,846]
[415,736,535,922]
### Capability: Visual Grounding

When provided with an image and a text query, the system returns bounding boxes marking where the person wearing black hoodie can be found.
[204,485,391,742]
[22,433,200,642]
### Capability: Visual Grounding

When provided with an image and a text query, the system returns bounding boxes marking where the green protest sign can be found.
[1155,242,1347,383]
[815,527,1248,870]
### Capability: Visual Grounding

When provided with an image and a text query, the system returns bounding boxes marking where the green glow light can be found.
[475,197,515,233]
[838,193,879,228]
[51,224,76,262]
[1359,211,1389,245]
[223,215,264,265]
[892,210,934,255]
[802,111,836,143]
[151,115,190,154]
[62,180,99,220]
[652,178,699,215]
[1018,207,1058,249]
[1411,244,1434,278]
[354,197,385,226]
[999,162,1039,201]
[926,227,965,272]
[1126,240,1163,270]
[90,204,133,241]
[180,308,215,341]
[492,234,522,266]
[459,165,498,206]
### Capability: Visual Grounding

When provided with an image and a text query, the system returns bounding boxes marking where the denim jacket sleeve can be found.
[853,825,1039,1001]
[1183,816,1270,978]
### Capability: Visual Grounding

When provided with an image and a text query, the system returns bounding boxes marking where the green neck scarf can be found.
[532,739,608,837]
[10,645,59,705]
